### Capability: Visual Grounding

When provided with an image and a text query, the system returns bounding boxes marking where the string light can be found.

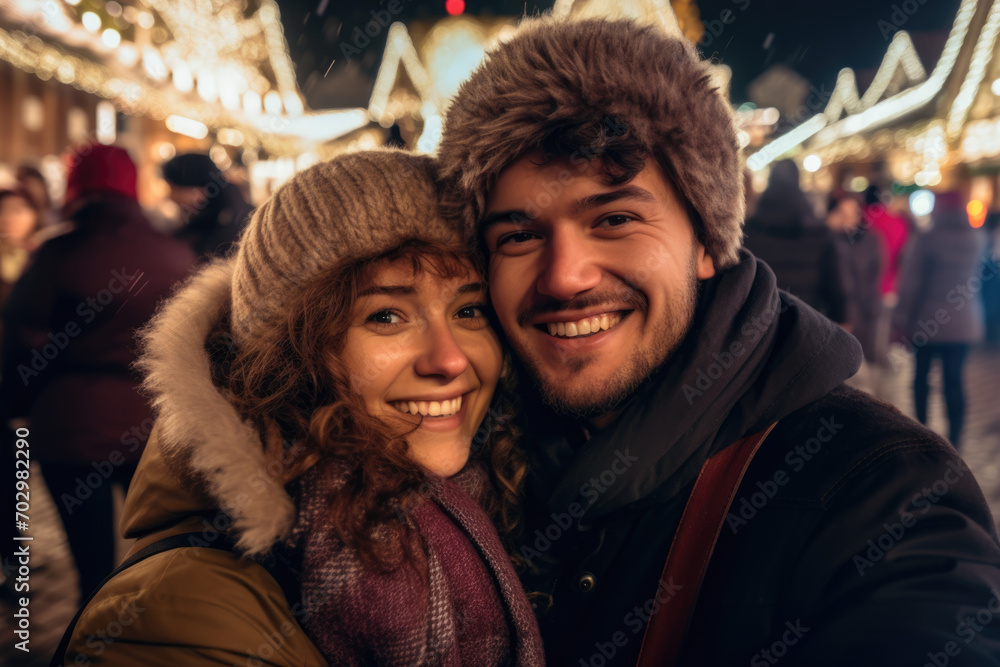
[749,0,978,169]
[369,22,440,124]
[81,11,101,32]
[947,0,1000,138]
[101,28,120,48]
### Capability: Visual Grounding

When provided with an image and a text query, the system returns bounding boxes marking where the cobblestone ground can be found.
[2,346,999,664]
[875,343,1000,527]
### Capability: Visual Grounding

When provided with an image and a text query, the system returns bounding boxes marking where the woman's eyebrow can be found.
[359,284,415,296]
[455,282,488,295]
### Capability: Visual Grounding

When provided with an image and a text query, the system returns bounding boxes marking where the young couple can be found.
[61,17,1000,667]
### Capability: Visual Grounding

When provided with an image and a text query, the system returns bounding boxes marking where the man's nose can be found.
[535,227,602,301]
[413,320,470,379]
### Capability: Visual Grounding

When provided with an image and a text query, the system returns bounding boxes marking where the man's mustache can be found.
[516,284,648,328]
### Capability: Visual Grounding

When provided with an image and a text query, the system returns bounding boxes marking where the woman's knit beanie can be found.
[230,149,462,342]
[436,17,745,269]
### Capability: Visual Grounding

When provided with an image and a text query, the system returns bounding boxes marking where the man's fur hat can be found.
[437,17,744,269]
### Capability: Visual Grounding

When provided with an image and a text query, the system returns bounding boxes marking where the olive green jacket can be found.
[62,260,327,666]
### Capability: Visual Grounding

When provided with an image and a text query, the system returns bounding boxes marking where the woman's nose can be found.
[413,321,469,379]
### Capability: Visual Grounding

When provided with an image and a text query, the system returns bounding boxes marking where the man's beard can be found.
[514,251,700,420]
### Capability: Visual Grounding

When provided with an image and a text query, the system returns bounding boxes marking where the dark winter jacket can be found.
[744,189,849,323]
[174,184,252,261]
[893,208,988,345]
[0,194,195,464]
[835,227,884,362]
[517,251,1000,666]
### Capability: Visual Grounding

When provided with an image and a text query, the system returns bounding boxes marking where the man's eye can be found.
[367,309,402,325]
[601,214,635,227]
[496,231,538,247]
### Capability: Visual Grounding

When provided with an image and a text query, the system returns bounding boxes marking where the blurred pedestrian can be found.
[827,194,884,392]
[0,144,195,600]
[0,188,40,304]
[743,159,849,325]
[893,191,986,447]
[162,153,252,261]
[864,185,910,296]
[16,164,57,230]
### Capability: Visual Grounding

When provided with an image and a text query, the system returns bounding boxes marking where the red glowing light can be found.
[445,0,465,15]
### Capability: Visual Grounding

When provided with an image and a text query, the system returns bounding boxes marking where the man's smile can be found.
[532,310,631,338]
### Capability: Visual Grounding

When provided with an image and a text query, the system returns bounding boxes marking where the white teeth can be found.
[393,395,463,417]
[543,313,623,338]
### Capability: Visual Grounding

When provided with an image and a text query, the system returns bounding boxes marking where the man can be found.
[437,17,1000,666]
[162,153,253,261]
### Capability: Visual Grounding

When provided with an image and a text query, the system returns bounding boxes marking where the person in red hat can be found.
[0,143,195,600]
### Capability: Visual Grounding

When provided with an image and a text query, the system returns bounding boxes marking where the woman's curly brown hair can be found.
[205,239,527,571]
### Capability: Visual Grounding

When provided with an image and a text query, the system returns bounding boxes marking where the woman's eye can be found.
[456,304,486,319]
[367,309,402,325]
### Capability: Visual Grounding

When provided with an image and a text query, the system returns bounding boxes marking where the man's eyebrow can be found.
[359,284,415,296]
[479,186,656,230]
[479,210,532,231]
[571,186,656,214]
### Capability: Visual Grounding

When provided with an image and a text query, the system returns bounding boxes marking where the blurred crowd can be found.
[0,144,252,608]
[745,159,1000,450]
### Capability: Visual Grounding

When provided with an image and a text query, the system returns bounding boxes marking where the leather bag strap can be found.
[636,421,779,667]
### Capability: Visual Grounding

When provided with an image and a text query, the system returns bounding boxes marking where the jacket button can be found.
[578,573,596,593]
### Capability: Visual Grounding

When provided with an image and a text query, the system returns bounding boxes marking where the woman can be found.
[59,150,543,665]
[0,187,40,306]
[893,190,986,448]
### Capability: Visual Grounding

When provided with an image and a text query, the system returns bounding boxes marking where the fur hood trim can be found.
[136,258,294,556]
[437,16,745,269]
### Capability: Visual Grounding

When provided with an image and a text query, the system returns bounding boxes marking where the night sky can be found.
[275,0,963,111]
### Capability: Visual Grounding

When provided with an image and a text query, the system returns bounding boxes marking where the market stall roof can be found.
[747,0,988,171]
[0,0,368,155]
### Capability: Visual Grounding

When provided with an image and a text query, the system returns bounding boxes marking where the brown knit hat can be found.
[437,17,744,269]
[231,149,461,342]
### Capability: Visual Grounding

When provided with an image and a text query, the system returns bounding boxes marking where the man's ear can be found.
[696,244,716,280]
